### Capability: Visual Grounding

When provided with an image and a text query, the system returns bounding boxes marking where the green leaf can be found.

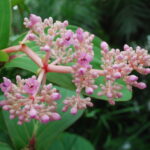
[0,0,11,49]
[0,51,9,62]
[0,109,11,145]
[48,132,95,150]
[35,87,83,150]
[0,87,83,150]
[0,142,12,150]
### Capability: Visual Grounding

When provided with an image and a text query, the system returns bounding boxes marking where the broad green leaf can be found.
[48,132,95,150]
[0,109,11,145]
[0,142,12,150]
[0,51,9,62]
[5,25,132,101]
[0,87,83,150]
[35,87,83,150]
[0,0,11,49]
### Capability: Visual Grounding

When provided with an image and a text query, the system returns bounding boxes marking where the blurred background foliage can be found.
[6,0,150,149]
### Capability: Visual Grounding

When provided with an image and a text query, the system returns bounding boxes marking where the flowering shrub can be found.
[1,14,150,125]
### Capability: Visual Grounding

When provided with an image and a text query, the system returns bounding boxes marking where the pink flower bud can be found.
[145,68,150,74]
[76,28,83,42]
[124,44,130,51]
[23,77,39,95]
[106,75,111,80]
[78,68,86,75]
[117,55,123,60]
[85,87,93,95]
[41,115,50,123]
[113,64,119,69]
[63,30,73,46]
[63,20,68,26]
[27,33,36,41]
[108,100,115,105]
[41,45,51,52]
[52,113,61,120]
[127,75,138,82]
[0,77,12,93]
[117,93,123,98]
[29,14,41,27]
[78,52,93,66]
[29,108,37,118]
[71,107,77,115]
[10,115,15,119]
[51,93,61,100]
[107,92,113,98]
[9,109,15,114]
[19,115,24,121]
[3,105,10,110]
[18,121,23,125]
[0,101,7,106]
[101,41,108,52]
[114,72,121,79]
[137,82,147,89]
[62,106,68,112]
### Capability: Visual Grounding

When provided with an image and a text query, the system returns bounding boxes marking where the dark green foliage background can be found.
[0,0,150,150]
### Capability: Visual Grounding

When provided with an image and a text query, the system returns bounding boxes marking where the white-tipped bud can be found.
[114,72,121,79]
[85,87,94,95]
[101,41,108,52]
[51,93,61,100]
[41,115,50,123]
[127,75,138,82]
[71,107,77,115]
[29,108,37,118]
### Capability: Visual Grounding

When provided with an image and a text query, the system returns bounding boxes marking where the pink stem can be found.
[2,45,105,76]
[21,44,43,68]
[33,69,45,97]
[37,69,45,84]
[47,64,105,75]
[2,45,21,53]
[43,51,50,65]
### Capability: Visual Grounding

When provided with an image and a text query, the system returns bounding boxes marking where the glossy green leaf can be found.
[0,0,11,49]
[0,142,12,150]
[35,87,83,150]
[0,109,11,145]
[5,25,132,101]
[48,132,95,150]
[0,51,9,62]
[0,86,83,150]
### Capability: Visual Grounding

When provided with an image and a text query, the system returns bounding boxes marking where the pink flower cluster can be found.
[1,14,150,124]
[62,29,98,114]
[0,76,61,125]
[24,14,94,65]
[23,14,96,114]
[99,42,150,104]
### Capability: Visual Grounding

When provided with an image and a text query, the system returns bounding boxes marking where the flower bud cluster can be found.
[62,32,98,113]
[0,76,61,124]
[99,42,150,104]
[24,14,94,65]
[62,96,93,115]
[1,14,150,124]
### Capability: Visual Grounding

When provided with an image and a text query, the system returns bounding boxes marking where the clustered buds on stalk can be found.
[0,76,61,125]
[1,14,150,124]
[99,42,150,104]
